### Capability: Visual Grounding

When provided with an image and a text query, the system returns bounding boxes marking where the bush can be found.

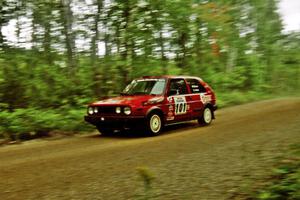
[216,90,271,108]
[0,107,92,141]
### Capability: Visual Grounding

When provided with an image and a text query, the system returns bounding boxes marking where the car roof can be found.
[139,75,203,81]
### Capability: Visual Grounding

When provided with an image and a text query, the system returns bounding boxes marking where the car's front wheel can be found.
[198,107,213,126]
[147,113,163,136]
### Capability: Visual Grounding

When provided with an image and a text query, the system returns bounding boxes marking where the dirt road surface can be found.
[1,98,300,200]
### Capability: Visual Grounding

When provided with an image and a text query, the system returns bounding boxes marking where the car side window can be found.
[168,79,188,96]
[186,79,206,93]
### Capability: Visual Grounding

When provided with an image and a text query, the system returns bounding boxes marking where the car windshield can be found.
[122,79,166,95]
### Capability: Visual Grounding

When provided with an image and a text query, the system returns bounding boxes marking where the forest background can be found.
[0,0,299,140]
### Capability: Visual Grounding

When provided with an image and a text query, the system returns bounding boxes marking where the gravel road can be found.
[0,98,299,200]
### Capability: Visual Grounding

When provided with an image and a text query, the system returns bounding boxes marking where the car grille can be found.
[98,106,115,114]
[94,106,117,115]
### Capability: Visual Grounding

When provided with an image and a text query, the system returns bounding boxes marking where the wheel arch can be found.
[146,107,165,121]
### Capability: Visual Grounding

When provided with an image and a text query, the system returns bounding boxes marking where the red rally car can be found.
[84,76,217,136]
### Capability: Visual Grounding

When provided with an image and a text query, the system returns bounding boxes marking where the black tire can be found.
[146,112,163,136]
[198,107,213,126]
[96,126,114,136]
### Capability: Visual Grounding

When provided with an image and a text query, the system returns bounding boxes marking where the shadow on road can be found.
[88,121,201,139]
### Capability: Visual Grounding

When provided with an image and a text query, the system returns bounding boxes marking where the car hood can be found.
[91,95,162,106]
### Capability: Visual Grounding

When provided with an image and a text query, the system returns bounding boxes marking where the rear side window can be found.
[186,79,206,93]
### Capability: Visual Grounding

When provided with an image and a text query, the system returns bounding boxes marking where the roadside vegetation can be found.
[229,144,300,200]
[0,0,299,141]
[0,106,92,141]
[253,144,300,200]
[133,143,300,200]
[136,166,156,200]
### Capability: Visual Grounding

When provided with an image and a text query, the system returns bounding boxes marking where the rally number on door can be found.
[174,96,187,115]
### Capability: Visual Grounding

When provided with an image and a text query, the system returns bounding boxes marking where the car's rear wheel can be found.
[198,107,213,125]
[147,113,163,136]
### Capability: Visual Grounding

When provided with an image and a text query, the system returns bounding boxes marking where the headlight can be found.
[124,107,131,115]
[115,107,121,114]
[93,107,98,113]
[88,107,94,115]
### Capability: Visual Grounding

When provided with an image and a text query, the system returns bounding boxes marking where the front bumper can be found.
[84,115,146,130]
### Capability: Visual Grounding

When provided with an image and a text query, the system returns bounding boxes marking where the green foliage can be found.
[0,108,93,140]
[254,145,300,200]
[216,91,270,108]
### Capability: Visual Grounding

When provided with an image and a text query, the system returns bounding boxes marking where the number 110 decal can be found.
[174,96,187,115]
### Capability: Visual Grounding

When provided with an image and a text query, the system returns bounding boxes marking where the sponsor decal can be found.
[97,99,121,104]
[106,100,121,103]
[200,94,212,104]
[97,97,133,104]
[167,110,174,121]
[167,116,175,121]
[174,96,187,115]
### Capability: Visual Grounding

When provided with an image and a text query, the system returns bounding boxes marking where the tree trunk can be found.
[194,17,203,72]
[61,0,76,75]
[0,23,4,48]
[90,0,103,97]
[43,17,52,65]
[177,32,187,68]
[159,31,167,74]
[121,3,131,84]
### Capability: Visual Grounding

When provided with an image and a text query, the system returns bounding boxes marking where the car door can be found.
[186,78,207,118]
[166,78,192,122]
